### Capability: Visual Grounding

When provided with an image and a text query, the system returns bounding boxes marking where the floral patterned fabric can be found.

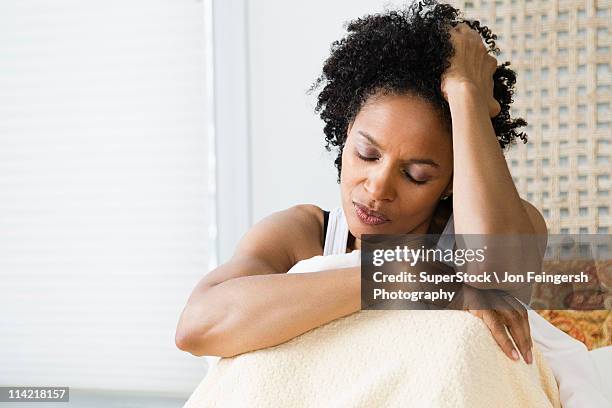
[533,259,612,350]
[536,310,612,350]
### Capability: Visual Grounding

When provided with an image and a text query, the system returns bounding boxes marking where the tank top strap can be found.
[323,206,351,255]
[321,209,330,248]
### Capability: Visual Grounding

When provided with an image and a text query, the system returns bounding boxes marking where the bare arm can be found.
[445,83,548,292]
[175,204,363,357]
[440,25,548,291]
[176,265,360,357]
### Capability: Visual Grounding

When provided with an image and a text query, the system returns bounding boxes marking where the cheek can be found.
[396,183,443,208]
[341,151,359,182]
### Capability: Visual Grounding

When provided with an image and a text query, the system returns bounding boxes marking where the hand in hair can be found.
[441,22,502,118]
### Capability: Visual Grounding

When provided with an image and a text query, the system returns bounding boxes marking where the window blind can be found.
[0,0,211,396]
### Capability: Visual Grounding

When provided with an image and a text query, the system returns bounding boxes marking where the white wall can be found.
[247,0,408,222]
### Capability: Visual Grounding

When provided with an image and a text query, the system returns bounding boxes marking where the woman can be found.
[175,1,547,367]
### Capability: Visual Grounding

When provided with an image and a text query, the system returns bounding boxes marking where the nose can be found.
[364,163,396,202]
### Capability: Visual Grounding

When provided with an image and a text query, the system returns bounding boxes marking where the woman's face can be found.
[341,91,454,247]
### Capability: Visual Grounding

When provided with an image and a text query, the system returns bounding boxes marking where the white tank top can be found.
[323,206,456,256]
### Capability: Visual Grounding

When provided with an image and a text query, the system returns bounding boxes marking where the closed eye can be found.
[355,151,428,185]
[356,151,378,162]
[403,171,428,185]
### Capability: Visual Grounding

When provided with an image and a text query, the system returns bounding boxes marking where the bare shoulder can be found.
[294,203,324,227]
[230,203,324,274]
[193,204,324,290]
[289,204,325,261]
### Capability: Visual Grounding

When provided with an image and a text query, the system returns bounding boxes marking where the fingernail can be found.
[511,349,519,360]
[527,350,533,365]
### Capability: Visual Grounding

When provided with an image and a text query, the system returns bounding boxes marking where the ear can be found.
[445,177,453,196]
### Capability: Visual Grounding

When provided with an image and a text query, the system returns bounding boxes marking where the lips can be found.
[353,202,390,225]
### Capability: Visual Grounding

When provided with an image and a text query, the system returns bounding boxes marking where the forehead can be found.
[350,92,451,157]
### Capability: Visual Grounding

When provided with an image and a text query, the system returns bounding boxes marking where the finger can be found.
[478,38,488,52]
[490,100,502,118]
[504,311,532,364]
[486,58,500,117]
[488,293,532,364]
[501,295,534,361]
[482,312,519,361]
[487,55,498,74]
[488,99,501,118]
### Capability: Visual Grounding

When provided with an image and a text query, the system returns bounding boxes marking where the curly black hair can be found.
[307,0,528,187]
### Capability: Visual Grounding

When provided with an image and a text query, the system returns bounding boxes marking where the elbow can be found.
[174,324,203,355]
[175,327,196,353]
[175,329,243,358]
[175,326,218,357]
[174,283,248,357]
[175,314,243,358]
[174,284,230,356]
[174,308,217,357]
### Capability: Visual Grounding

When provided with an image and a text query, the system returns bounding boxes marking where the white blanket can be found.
[185,251,610,408]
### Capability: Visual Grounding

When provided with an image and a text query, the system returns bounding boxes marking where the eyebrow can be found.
[357,130,440,168]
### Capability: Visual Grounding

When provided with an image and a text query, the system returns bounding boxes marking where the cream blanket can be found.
[184,252,562,408]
